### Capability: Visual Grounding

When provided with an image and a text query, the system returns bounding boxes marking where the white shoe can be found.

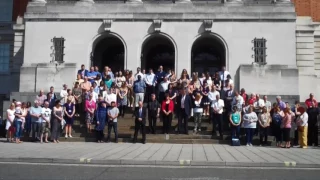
[249,144,253,147]
[69,134,72,138]
[194,128,197,132]
[246,144,250,147]
[65,134,68,138]
[198,129,201,132]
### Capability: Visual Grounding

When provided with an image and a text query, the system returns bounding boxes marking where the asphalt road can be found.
[0,162,319,180]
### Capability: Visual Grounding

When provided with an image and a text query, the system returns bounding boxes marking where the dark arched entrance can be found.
[191,35,226,74]
[93,35,125,72]
[141,35,175,72]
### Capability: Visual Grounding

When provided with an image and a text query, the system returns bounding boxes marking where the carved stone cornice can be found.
[226,0,243,3]
[79,0,95,3]
[31,0,47,3]
[153,20,162,32]
[103,19,112,32]
[203,20,213,32]
[276,0,291,3]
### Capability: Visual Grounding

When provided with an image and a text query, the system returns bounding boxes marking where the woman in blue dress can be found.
[64,99,75,138]
[96,101,107,143]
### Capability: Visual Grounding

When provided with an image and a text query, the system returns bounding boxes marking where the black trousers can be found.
[134,120,146,142]
[118,105,127,117]
[159,92,165,103]
[259,126,269,145]
[146,86,155,103]
[148,113,157,134]
[212,113,223,137]
[163,114,172,134]
[293,129,299,146]
[308,125,319,146]
[178,108,189,134]
[96,130,104,141]
[107,122,118,141]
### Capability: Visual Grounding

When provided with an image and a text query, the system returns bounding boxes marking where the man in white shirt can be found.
[134,67,144,81]
[145,68,156,102]
[263,95,272,112]
[253,94,265,114]
[40,101,51,143]
[60,84,68,105]
[232,91,244,112]
[208,85,220,103]
[219,66,230,85]
[211,94,225,139]
[159,77,170,102]
[105,89,117,106]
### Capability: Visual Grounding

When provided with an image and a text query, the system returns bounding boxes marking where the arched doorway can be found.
[92,34,125,72]
[191,34,226,74]
[141,34,175,72]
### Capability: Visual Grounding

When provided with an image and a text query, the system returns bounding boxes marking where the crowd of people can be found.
[4,64,319,148]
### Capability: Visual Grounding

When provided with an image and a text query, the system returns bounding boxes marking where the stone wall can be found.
[238,64,299,97]
[20,63,77,92]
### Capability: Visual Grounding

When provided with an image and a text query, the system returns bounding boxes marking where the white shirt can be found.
[228,79,234,85]
[60,89,68,104]
[181,95,186,108]
[91,91,98,102]
[6,109,15,130]
[208,91,220,102]
[219,71,230,81]
[145,73,156,86]
[211,99,224,114]
[159,81,170,92]
[105,93,117,105]
[134,72,144,81]
[40,107,52,123]
[232,95,244,107]
[253,99,265,112]
[298,112,308,127]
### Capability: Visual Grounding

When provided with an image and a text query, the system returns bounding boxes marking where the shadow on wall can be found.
[197,22,205,34]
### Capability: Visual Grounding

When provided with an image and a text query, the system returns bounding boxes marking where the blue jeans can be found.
[15,121,23,139]
[231,125,240,139]
[245,128,255,144]
[107,122,118,141]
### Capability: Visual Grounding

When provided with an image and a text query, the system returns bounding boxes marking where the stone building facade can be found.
[3,0,314,115]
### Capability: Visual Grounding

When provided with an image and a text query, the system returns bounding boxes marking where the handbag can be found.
[61,119,66,130]
[298,126,304,133]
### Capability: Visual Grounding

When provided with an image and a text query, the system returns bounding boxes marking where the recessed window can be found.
[0,44,10,73]
[52,37,65,63]
[253,38,267,64]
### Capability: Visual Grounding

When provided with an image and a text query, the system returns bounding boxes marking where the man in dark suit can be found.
[176,88,192,134]
[77,64,89,79]
[47,86,57,101]
[147,94,160,134]
[133,101,147,144]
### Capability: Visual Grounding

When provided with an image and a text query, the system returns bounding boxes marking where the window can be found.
[0,44,10,73]
[52,37,65,63]
[253,38,267,64]
[0,0,13,22]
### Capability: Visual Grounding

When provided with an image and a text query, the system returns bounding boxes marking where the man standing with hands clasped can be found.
[148,94,160,134]
[133,101,147,144]
[107,101,119,143]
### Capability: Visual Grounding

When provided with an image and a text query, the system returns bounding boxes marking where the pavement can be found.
[0,141,320,168]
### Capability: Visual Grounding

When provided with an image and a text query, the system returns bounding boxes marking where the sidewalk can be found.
[1,141,320,168]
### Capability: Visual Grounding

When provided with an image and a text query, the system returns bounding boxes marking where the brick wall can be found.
[293,0,320,22]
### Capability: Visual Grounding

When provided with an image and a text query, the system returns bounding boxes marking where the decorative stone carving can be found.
[103,20,112,32]
[79,0,95,3]
[226,0,243,3]
[153,20,162,32]
[31,0,47,3]
[126,0,143,3]
[276,0,291,3]
[203,20,213,32]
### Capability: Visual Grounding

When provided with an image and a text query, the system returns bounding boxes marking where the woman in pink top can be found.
[282,107,294,148]
[85,93,96,133]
